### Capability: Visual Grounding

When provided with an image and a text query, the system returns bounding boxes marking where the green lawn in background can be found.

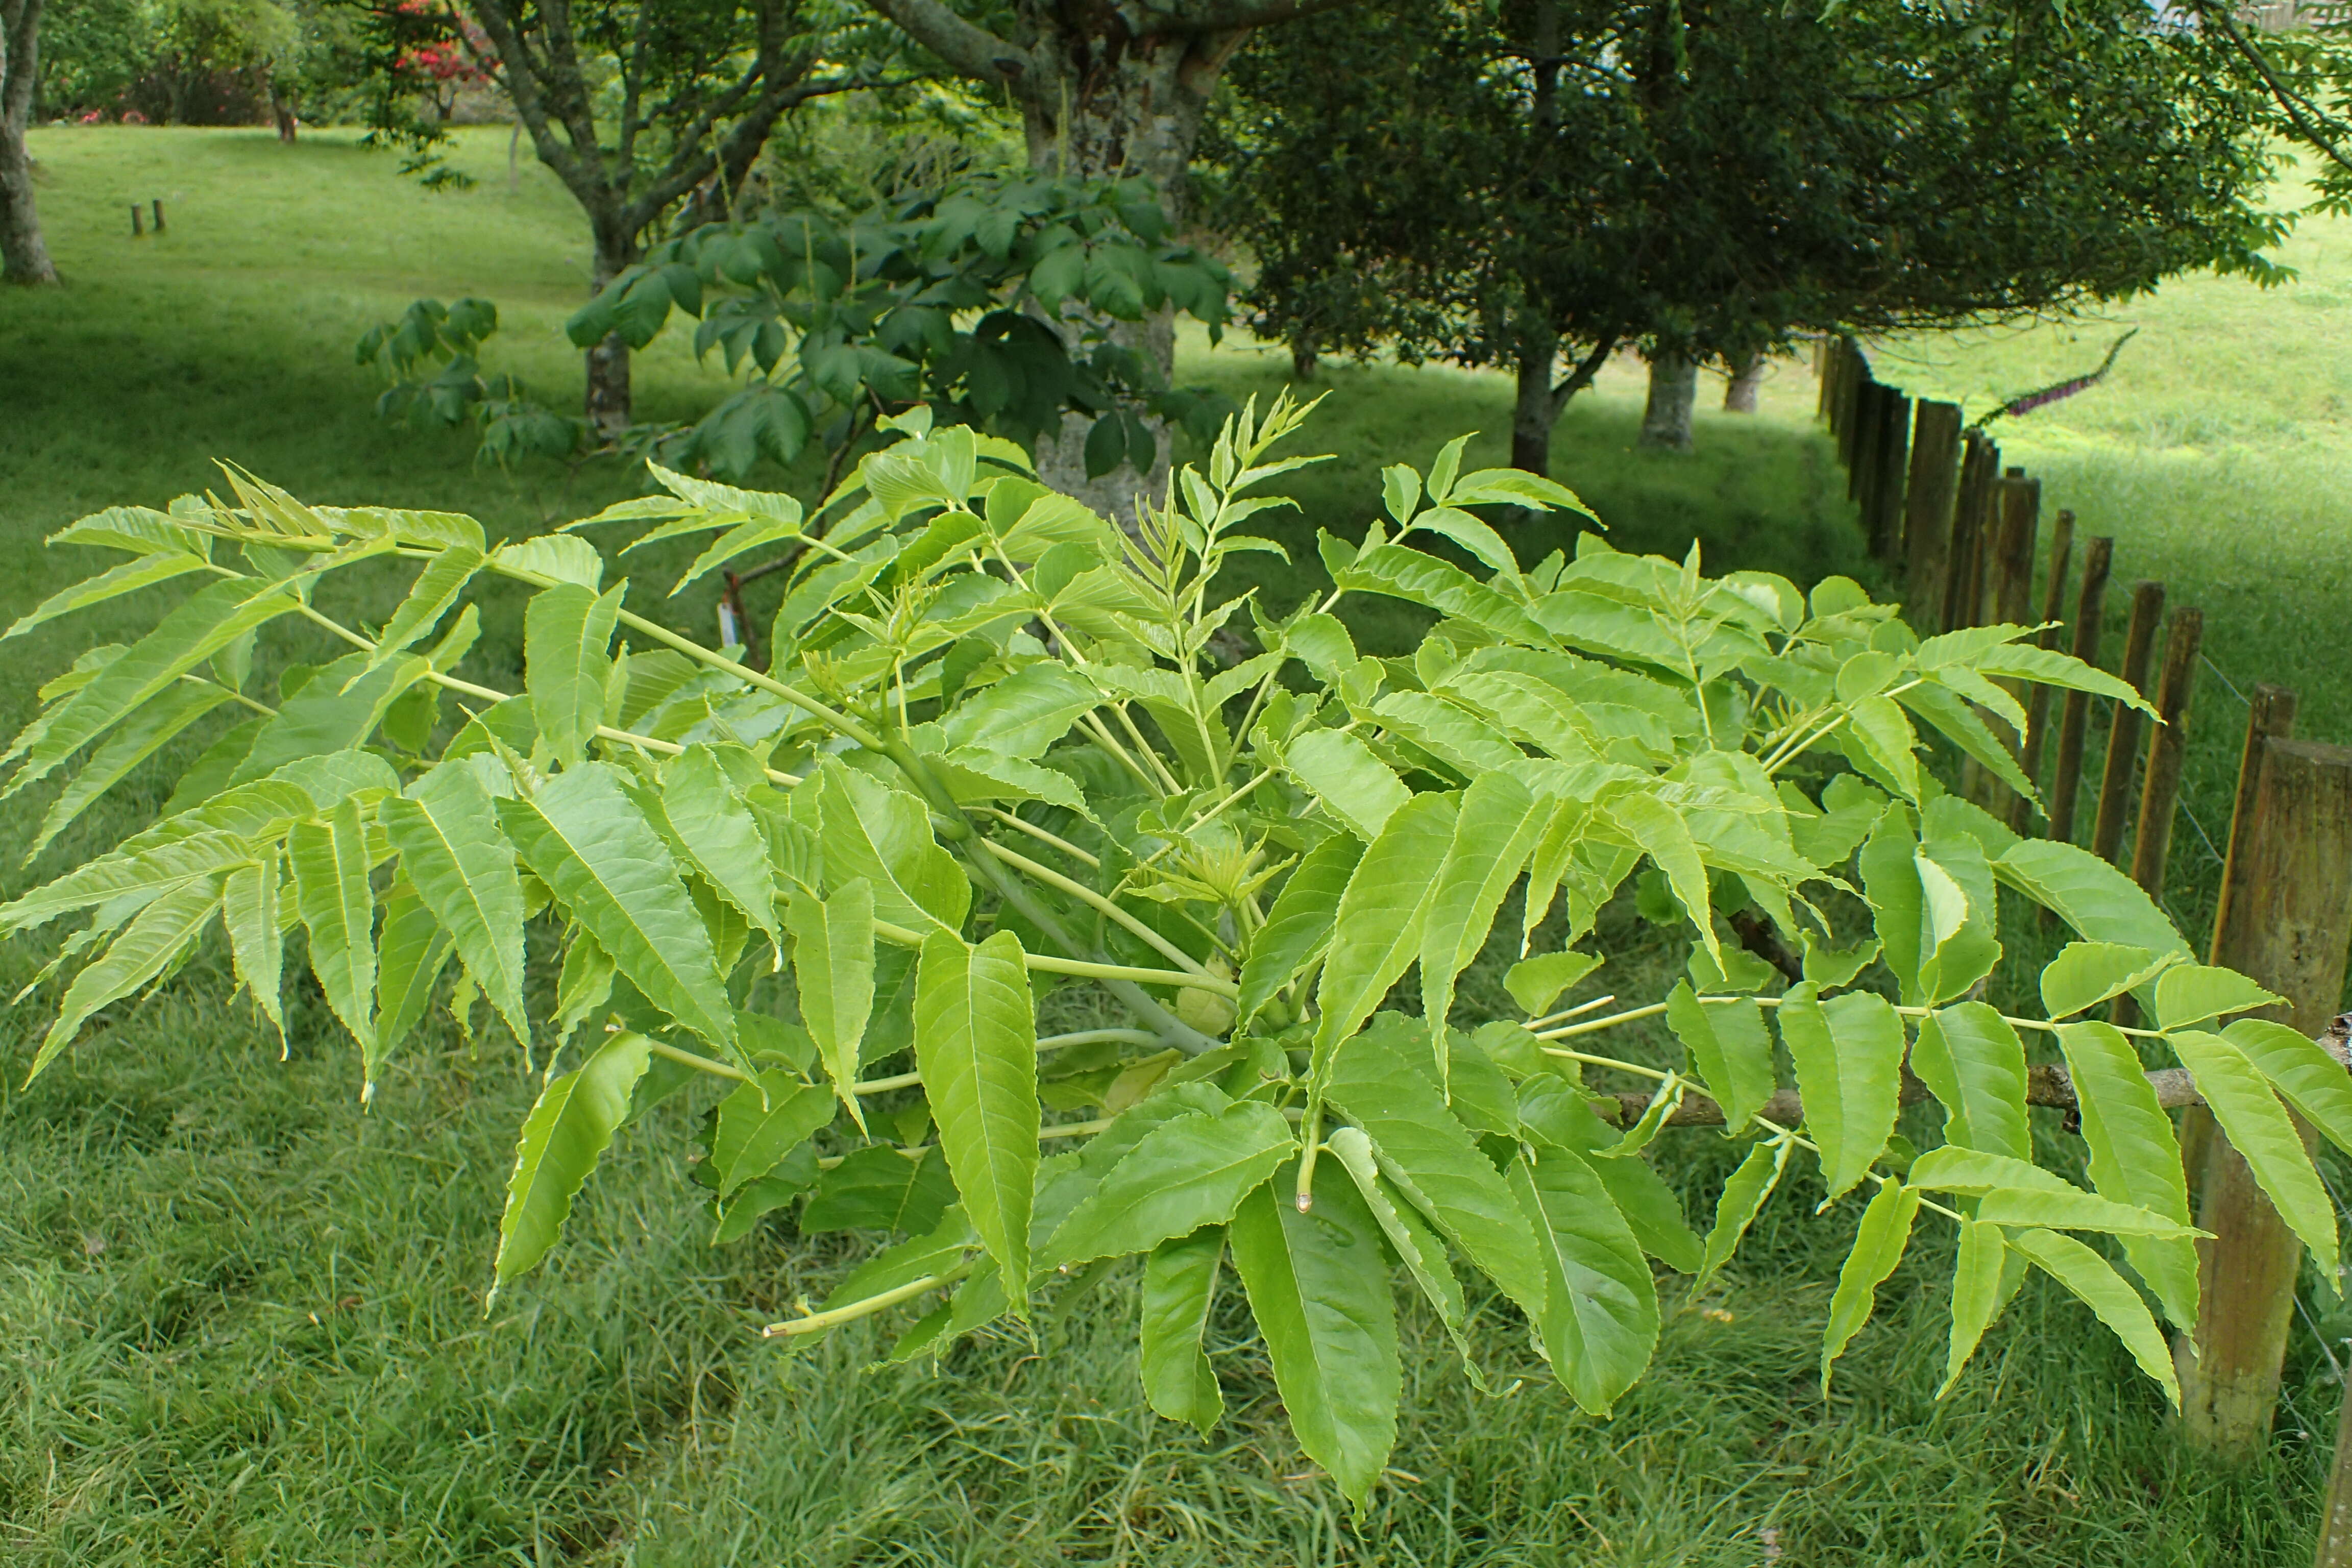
[0,126,2343,1565]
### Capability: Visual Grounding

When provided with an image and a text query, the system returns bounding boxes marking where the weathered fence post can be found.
[151,199,165,234]
[2174,738,2352,1454]
[2090,581,2167,867]
[1903,401,1965,631]
[1942,434,1997,633]
[1973,475,2039,814]
[2110,608,2204,1028]
[2014,509,2075,831]
[1848,379,1884,503]
[2046,535,2115,848]
[2179,684,2299,1183]
[1869,390,1912,564]
[130,203,143,237]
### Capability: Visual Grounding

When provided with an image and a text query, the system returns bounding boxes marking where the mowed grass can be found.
[0,125,2343,1564]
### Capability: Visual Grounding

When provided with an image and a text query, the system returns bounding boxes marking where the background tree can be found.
[363,1,911,434]
[861,0,1363,509]
[1211,0,2287,474]
[0,0,55,283]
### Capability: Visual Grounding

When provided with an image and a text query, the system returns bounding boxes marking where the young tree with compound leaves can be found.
[5,396,2344,1511]
[861,0,1364,510]
[1,0,58,283]
[1211,0,2284,469]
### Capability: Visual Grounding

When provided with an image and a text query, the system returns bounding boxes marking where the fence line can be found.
[1816,338,2352,1516]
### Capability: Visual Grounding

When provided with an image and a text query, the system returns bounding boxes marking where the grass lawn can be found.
[0,125,2344,1565]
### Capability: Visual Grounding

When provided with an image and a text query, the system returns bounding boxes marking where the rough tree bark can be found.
[460,0,860,435]
[866,0,1361,513]
[0,0,58,285]
[1723,352,1763,412]
[1639,350,1698,451]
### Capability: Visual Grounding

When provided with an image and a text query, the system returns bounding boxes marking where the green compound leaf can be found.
[711,1071,839,1196]
[220,848,285,1041]
[382,758,532,1048]
[789,879,875,1130]
[2040,941,2173,1021]
[1286,728,1409,842]
[1229,1168,1401,1513]
[1665,982,1774,1133]
[2168,1028,2337,1277]
[1326,1021,1548,1316]
[2224,1017,2352,1157]
[916,930,1039,1306]
[28,681,232,861]
[502,762,738,1059]
[368,544,484,673]
[2152,965,2283,1034]
[1418,770,1549,1080]
[1779,983,1904,1205]
[524,581,625,770]
[2008,1226,2181,1407]
[1139,1226,1227,1436]
[493,1029,653,1294]
[660,744,782,953]
[1310,791,1457,1076]
[1042,1098,1293,1270]
[1909,1002,2030,1160]
[1821,1176,1921,1393]
[1508,1135,1659,1416]
[1237,831,1361,1026]
[289,796,378,1059]
[1699,1138,1790,1283]
[1939,1216,2014,1398]
[1325,1125,1481,1384]
[2056,1020,2197,1333]
[372,879,452,1092]
[29,875,225,1080]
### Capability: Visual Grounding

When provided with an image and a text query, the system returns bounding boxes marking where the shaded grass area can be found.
[0,126,2342,1563]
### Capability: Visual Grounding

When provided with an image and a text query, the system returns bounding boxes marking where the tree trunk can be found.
[1724,353,1763,413]
[1011,20,1240,520]
[585,219,636,435]
[1290,335,1318,381]
[1640,351,1698,452]
[1512,323,1563,476]
[267,72,298,142]
[0,0,57,285]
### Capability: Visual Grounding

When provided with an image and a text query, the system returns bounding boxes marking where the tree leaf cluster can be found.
[2,401,2334,1511]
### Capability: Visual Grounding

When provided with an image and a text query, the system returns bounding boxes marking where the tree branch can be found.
[864,0,1030,89]
[1131,0,1364,34]
[1547,328,1620,420]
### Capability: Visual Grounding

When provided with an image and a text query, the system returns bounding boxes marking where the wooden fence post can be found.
[1942,435,1997,632]
[129,203,143,237]
[2109,609,2205,1027]
[2014,509,2075,831]
[2090,581,2167,867]
[1869,390,1912,564]
[1837,360,1867,470]
[1903,401,1965,631]
[2174,738,2352,1455]
[1974,476,2039,814]
[1848,380,1883,500]
[2127,608,2203,900]
[2179,684,2299,1182]
[1817,336,1844,424]
[2046,535,2115,847]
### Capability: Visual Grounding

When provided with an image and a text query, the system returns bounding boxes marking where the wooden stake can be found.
[1902,401,1964,632]
[151,199,165,234]
[1848,380,1883,501]
[2090,581,2167,867]
[1869,390,1912,564]
[2126,608,2202,901]
[2046,535,2114,847]
[2178,683,2299,1187]
[1816,336,1842,423]
[1942,434,1996,632]
[2012,509,2074,831]
[130,203,143,237]
[2174,738,2352,1456]
[1977,476,2039,814]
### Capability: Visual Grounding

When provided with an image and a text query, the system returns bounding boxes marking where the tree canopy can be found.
[1209,0,2290,470]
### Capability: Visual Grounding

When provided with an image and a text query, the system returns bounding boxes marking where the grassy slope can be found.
[0,126,2338,1565]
